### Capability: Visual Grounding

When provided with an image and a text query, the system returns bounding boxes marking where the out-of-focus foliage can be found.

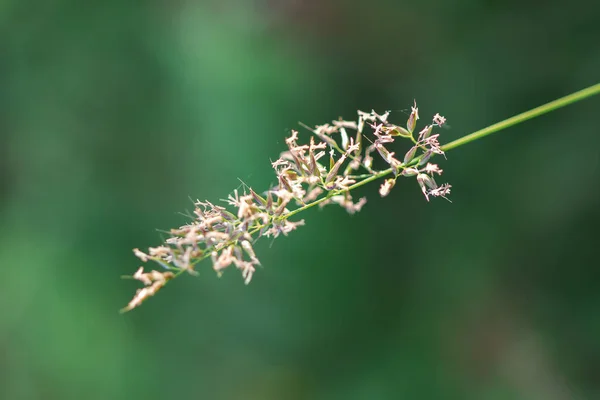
[1,1,599,399]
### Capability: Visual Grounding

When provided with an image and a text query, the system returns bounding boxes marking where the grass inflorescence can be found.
[122,82,600,313]
[122,104,450,312]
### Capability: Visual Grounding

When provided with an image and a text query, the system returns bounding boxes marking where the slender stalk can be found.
[282,168,396,219]
[281,193,333,219]
[441,83,600,152]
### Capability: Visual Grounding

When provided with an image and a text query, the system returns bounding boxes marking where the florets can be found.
[123,104,451,311]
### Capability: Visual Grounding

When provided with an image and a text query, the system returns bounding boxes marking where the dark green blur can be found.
[1,1,599,399]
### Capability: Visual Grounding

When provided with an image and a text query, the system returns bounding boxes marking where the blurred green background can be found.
[1,1,599,399]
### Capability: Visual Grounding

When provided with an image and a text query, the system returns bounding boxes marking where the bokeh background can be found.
[1,1,599,399]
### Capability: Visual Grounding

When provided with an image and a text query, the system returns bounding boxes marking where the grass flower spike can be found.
[121,83,600,312]
[122,104,450,312]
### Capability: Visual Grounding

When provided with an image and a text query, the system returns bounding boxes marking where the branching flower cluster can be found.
[122,103,450,312]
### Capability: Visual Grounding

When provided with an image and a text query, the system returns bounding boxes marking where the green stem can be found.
[441,83,600,152]
[280,190,336,219]
[282,168,394,220]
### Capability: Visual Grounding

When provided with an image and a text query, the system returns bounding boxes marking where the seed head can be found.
[123,102,452,311]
